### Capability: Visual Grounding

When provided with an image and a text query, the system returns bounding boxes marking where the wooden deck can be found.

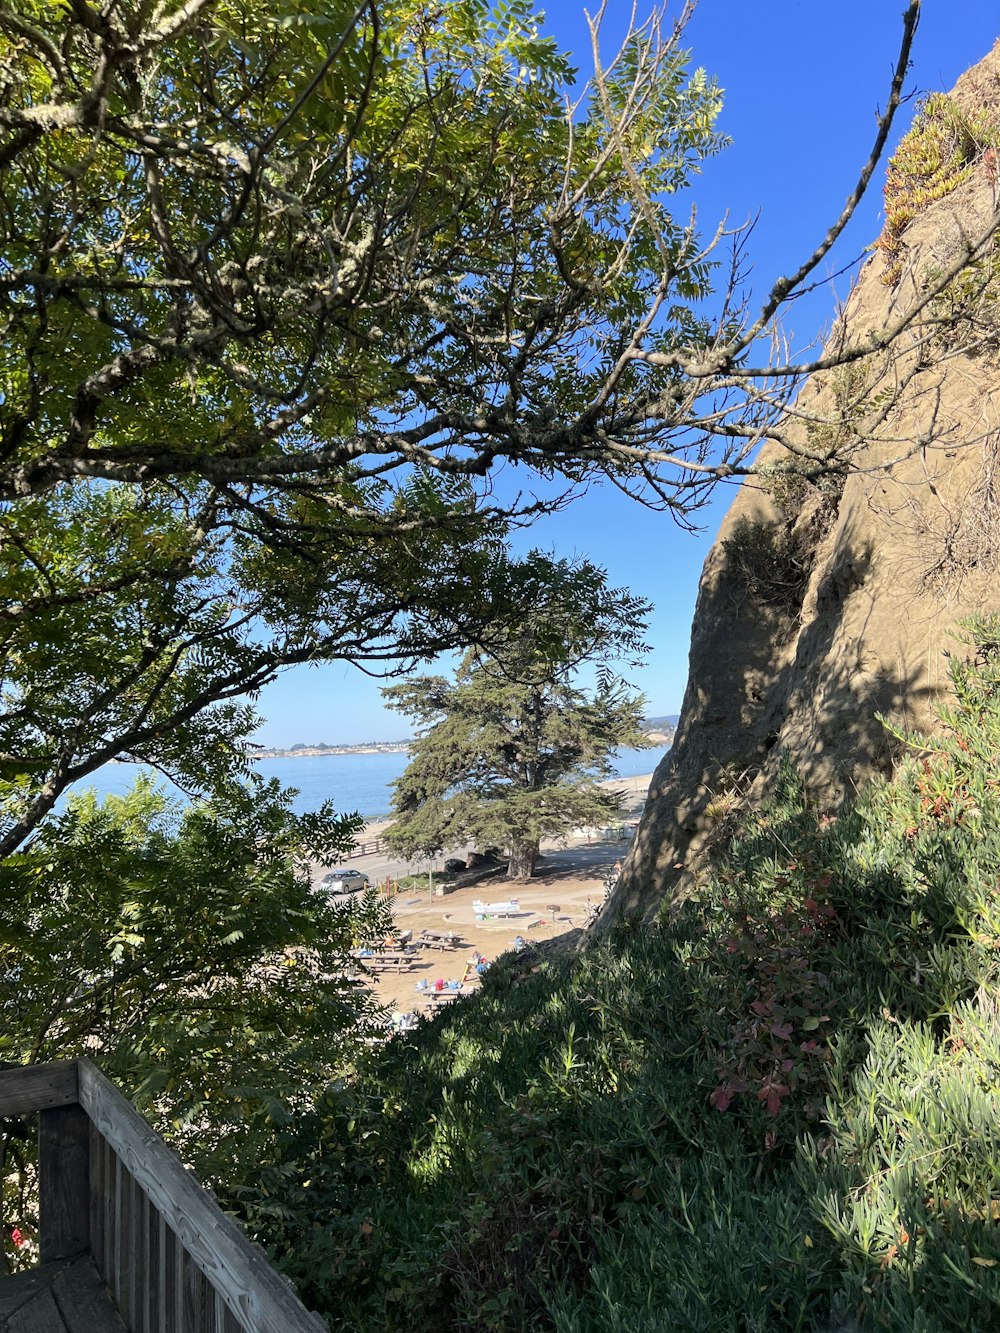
[0,1256,125,1332]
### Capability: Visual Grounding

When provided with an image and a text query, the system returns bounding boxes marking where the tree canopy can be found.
[0,0,729,852]
[383,587,650,878]
[0,0,963,851]
[2,0,961,510]
[2,0,731,501]
[0,485,613,855]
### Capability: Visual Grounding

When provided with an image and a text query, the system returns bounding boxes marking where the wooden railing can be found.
[0,1059,327,1333]
[345,836,388,859]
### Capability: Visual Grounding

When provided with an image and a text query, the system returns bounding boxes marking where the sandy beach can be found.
[348,772,651,1014]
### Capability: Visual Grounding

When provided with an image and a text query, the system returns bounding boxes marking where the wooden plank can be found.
[89,1121,105,1280]
[0,1265,57,1317]
[221,1300,245,1333]
[102,1139,116,1292]
[144,1190,160,1333]
[77,1059,328,1333]
[6,1283,67,1333]
[163,1220,179,1333]
[131,1171,142,1327]
[117,1164,134,1330]
[110,1147,122,1308]
[52,1256,128,1333]
[183,1253,214,1333]
[39,1103,90,1263]
[0,1061,78,1117]
[131,1171,148,1333]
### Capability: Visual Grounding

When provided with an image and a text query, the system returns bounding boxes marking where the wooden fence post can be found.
[39,1102,91,1262]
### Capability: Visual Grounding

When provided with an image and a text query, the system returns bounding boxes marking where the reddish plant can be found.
[710,868,840,1118]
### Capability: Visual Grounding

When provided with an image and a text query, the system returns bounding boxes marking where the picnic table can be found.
[419,929,464,950]
[422,987,463,1006]
[373,953,416,972]
[352,949,417,972]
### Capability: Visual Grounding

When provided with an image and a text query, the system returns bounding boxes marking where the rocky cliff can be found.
[610,41,1000,922]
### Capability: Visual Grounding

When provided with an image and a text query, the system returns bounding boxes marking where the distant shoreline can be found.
[253,743,411,759]
[253,728,672,761]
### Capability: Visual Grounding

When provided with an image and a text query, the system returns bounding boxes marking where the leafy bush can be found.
[722,516,810,612]
[927,247,1000,356]
[0,779,392,1272]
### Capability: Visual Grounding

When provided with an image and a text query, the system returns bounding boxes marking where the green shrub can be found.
[722,516,810,612]
[927,248,1000,355]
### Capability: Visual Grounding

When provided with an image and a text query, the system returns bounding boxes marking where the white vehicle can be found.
[319,868,370,894]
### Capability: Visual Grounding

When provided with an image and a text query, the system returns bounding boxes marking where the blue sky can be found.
[252,1,999,747]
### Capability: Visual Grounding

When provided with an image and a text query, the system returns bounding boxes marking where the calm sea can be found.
[64,745,665,820]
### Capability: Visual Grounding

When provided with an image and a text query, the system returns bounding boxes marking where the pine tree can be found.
[383,585,650,879]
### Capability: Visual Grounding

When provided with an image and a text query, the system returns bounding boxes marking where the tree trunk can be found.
[507,839,539,881]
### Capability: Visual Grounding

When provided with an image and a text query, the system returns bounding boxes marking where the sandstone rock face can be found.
[609,42,1000,923]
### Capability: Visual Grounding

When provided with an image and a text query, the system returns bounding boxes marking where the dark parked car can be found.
[467,849,501,868]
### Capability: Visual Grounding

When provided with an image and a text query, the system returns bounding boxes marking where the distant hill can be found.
[642,715,677,746]
[255,718,678,760]
[642,714,679,731]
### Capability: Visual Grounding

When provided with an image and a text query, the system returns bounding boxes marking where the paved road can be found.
[312,845,470,890]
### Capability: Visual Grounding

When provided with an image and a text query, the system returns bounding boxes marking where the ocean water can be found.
[65,744,666,820]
